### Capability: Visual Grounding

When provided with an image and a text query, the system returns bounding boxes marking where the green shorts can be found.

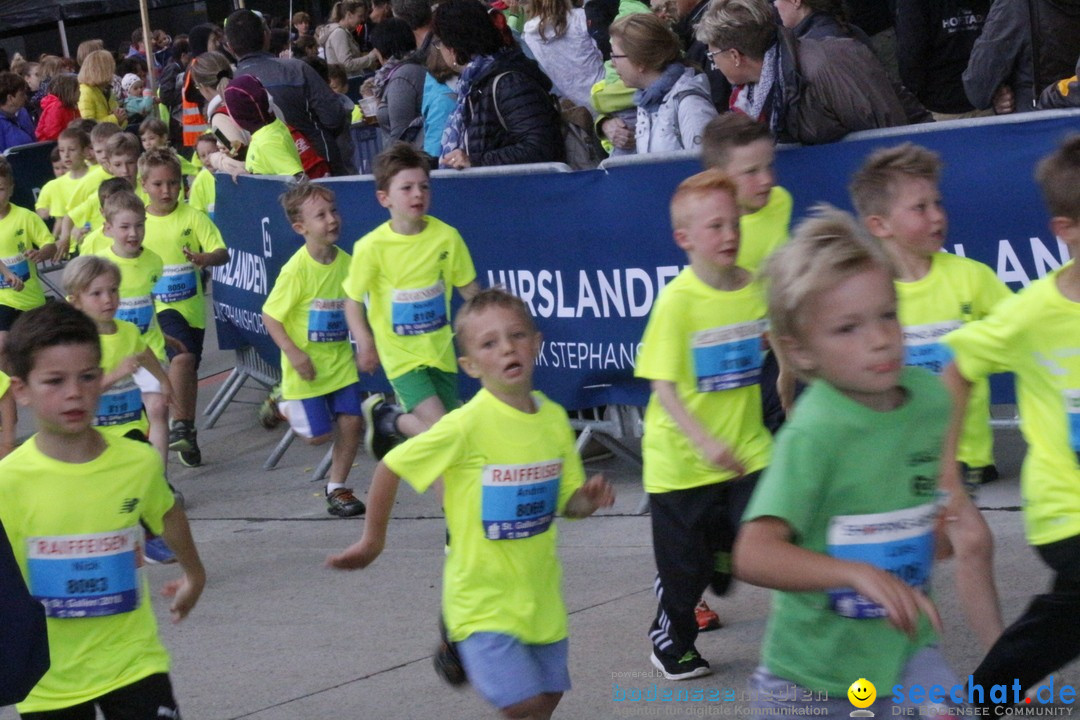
[389,367,460,412]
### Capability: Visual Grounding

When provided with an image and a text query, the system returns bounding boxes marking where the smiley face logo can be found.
[848,678,876,709]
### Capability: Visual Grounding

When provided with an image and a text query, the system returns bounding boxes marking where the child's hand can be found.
[849,563,942,638]
[161,573,204,623]
[581,473,615,509]
[3,273,23,291]
[119,354,141,376]
[326,536,384,570]
[287,348,316,381]
[183,247,210,268]
[697,437,746,476]
[355,344,380,374]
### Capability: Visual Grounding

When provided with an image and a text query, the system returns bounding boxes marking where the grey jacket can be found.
[323,26,378,76]
[376,60,427,145]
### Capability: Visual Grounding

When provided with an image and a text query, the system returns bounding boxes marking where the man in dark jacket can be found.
[676,0,733,111]
[0,516,50,707]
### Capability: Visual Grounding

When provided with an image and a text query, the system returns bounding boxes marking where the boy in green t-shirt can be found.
[328,288,614,719]
[636,170,773,680]
[851,143,1009,652]
[736,207,958,714]
[0,301,204,717]
[343,143,479,460]
[262,183,366,518]
[942,136,1080,704]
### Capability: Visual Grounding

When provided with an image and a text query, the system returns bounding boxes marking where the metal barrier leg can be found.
[264,428,298,470]
[312,446,334,481]
[203,368,243,422]
[204,370,250,429]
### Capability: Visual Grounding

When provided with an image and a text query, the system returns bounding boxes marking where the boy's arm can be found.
[345,297,380,374]
[563,473,615,518]
[158,502,206,623]
[457,280,481,301]
[136,347,173,405]
[101,355,140,389]
[184,246,229,268]
[0,260,23,292]
[263,313,315,381]
[940,361,973,497]
[652,379,746,475]
[326,461,401,569]
[734,516,941,638]
[0,391,16,458]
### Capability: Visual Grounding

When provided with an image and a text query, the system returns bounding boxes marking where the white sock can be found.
[326,482,346,495]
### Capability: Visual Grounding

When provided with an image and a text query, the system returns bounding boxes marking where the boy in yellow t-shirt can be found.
[635,170,773,680]
[68,133,145,254]
[35,129,92,224]
[139,148,230,469]
[344,144,479,460]
[0,368,14,459]
[262,183,365,518]
[0,301,204,717]
[943,136,1080,704]
[188,134,219,218]
[56,122,123,256]
[80,178,138,256]
[328,288,614,718]
[851,143,1008,652]
[33,146,67,219]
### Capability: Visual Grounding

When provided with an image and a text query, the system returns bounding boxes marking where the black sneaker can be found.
[650,649,711,680]
[433,620,467,687]
[177,429,202,467]
[326,487,366,517]
[361,394,405,460]
[168,420,194,452]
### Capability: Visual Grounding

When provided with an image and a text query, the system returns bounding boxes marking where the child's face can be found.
[72,273,121,323]
[130,79,144,95]
[786,266,904,411]
[104,209,146,257]
[26,67,42,92]
[141,131,166,151]
[107,152,139,183]
[674,189,741,271]
[195,140,216,166]
[57,138,85,170]
[91,139,109,166]
[0,177,13,209]
[295,20,310,34]
[293,193,341,245]
[875,176,947,257]
[11,343,102,436]
[377,168,431,223]
[458,305,541,396]
[52,159,66,177]
[720,139,776,213]
[329,77,347,94]
[142,165,181,213]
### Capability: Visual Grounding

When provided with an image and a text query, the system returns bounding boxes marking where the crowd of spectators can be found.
[2,0,1080,164]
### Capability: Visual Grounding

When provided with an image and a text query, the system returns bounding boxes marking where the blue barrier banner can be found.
[211,112,1080,410]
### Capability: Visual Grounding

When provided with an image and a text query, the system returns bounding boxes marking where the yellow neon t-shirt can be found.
[246,119,304,176]
[188,168,215,217]
[636,267,773,492]
[944,265,1080,545]
[143,202,227,329]
[343,216,477,379]
[0,204,51,311]
[96,320,150,437]
[896,252,1011,468]
[263,245,358,400]
[80,227,108,255]
[36,175,76,219]
[0,434,174,714]
[95,246,167,362]
[737,185,792,275]
[66,164,110,213]
[384,388,585,644]
[0,368,9,399]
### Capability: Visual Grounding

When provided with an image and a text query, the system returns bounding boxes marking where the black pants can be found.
[760,350,786,436]
[971,533,1080,705]
[648,472,761,659]
[20,673,180,720]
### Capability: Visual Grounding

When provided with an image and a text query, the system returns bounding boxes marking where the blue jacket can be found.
[0,108,36,152]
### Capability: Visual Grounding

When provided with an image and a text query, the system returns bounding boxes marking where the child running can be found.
[0,302,204,718]
[735,206,959,714]
[328,288,614,720]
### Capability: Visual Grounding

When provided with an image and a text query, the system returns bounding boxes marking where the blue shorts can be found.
[278,383,362,439]
[157,309,205,368]
[456,633,570,709]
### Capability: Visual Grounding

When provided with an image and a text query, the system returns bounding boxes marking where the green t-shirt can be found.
[744,367,946,696]
[896,252,1011,468]
[188,168,215,216]
[96,319,150,437]
[343,216,477,379]
[263,245,358,400]
[142,202,227,329]
[737,185,792,275]
[0,434,174,714]
[246,119,304,176]
[385,389,584,644]
[0,203,50,311]
[95,246,167,362]
[944,265,1080,545]
[635,267,772,492]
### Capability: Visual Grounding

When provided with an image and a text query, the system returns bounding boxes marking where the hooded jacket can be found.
[34,95,79,142]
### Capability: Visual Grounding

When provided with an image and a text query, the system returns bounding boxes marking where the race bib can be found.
[0,253,30,289]
[117,295,155,334]
[152,263,198,303]
[95,378,143,426]
[481,460,562,540]
[826,503,937,619]
[392,281,447,336]
[308,298,348,342]
[691,320,766,392]
[903,321,961,376]
[1064,390,1080,460]
[27,527,141,618]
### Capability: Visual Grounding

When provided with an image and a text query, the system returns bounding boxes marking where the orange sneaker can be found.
[695,599,722,632]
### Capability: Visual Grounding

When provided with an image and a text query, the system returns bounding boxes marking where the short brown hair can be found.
[63,254,122,301]
[608,13,682,72]
[139,117,168,137]
[102,189,145,223]
[0,156,12,183]
[4,302,100,381]
[90,121,122,146]
[373,142,430,192]
[137,146,182,178]
[695,0,777,61]
[106,132,142,161]
[58,126,92,149]
[0,72,28,102]
[701,113,773,169]
[279,181,337,225]
[1035,134,1080,220]
[669,169,739,230]
[849,143,941,219]
[50,74,80,107]
[454,287,536,353]
[292,11,312,25]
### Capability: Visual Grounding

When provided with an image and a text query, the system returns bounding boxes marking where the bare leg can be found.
[330,414,363,486]
[143,391,169,467]
[502,692,562,720]
[169,352,197,421]
[395,395,447,438]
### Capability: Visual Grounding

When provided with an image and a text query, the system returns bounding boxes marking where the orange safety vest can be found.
[181,71,209,147]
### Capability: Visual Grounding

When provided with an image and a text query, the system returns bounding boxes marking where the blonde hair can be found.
[1035,134,1080,220]
[279,181,337,225]
[695,0,777,61]
[190,51,234,96]
[454,287,536,353]
[609,13,682,72]
[137,147,182,179]
[78,49,116,87]
[63,254,121,300]
[76,40,105,68]
[102,190,146,223]
[669,169,739,230]
[764,205,894,346]
[105,132,142,160]
[849,143,941,219]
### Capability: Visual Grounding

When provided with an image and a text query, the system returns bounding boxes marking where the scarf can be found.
[732,43,779,124]
[372,57,405,101]
[439,52,500,164]
[633,62,685,113]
